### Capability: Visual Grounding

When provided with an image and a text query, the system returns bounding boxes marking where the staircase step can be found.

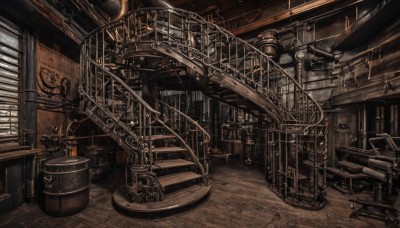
[152,159,195,170]
[158,172,201,188]
[144,135,176,141]
[152,146,187,153]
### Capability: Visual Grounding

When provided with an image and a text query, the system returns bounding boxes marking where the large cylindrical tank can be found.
[254,30,279,58]
[43,156,90,216]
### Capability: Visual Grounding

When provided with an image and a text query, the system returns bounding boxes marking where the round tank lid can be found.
[46,156,89,166]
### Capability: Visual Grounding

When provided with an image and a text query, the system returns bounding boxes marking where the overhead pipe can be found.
[114,0,129,21]
[307,45,335,60]
[94,0,129,21]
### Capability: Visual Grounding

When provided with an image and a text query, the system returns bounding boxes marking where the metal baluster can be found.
[267,59,270,90]
[102,31,105,104]
[95,33,99,102]
[149,113,153,170]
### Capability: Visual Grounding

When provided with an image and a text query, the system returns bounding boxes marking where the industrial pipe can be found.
[362,167,386,182]
[307,45,335,60]
[24,30,37,147]
[114,0,129,21]
[25,155,37,202]
[369,159,392,171]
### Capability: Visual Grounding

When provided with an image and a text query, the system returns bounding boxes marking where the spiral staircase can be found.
[80,7,327,212]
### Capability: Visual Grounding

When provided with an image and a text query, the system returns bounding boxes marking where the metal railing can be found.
[85,7,323,133]
[157,99,210,174]
[80,7,326,208]
[80,39,208,184]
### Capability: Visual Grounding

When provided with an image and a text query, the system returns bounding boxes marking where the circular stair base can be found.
[113,184,211,213]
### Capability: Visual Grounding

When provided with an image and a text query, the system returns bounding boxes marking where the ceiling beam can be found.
[31,0,84,43]
[231,0,353,36]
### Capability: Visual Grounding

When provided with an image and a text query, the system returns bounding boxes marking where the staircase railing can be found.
[81,7,326,209]
[80,35,209,195]
[92,7,323,132]
[157,99,211,174]
[80,54,159,169]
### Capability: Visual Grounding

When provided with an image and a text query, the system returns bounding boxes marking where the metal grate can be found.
[0,17,20,145]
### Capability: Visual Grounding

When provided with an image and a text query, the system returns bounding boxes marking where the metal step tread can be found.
[144,135,176,141]
[152,159,195,170]
[158,171,201,188]
[152,146,187,153]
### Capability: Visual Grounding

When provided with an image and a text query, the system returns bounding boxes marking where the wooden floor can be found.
[0,160,384,227]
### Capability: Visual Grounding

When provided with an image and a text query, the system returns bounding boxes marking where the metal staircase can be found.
[80,7,327,211]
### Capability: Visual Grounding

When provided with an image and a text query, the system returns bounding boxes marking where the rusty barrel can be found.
[43,156,90,216]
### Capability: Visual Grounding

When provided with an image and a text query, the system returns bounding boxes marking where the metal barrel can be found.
[43,156,90,216]
[85,145,112,182]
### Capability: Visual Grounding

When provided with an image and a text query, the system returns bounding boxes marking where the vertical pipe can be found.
[23,30,37,147]
[390,105,399,136]
[25,155,37,202]
[375,106,384,134]
[362,104,367,149]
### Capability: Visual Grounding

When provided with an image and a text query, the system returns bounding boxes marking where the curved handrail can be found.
[86,58,161,116]
[82,7,324,131]
[81,46,208,178]
[156,99,211,144]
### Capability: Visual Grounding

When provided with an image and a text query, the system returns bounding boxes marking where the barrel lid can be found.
[86,145,104,151]
[46,156,89,166]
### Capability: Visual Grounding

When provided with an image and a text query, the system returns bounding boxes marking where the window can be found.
[0,17,20,146]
